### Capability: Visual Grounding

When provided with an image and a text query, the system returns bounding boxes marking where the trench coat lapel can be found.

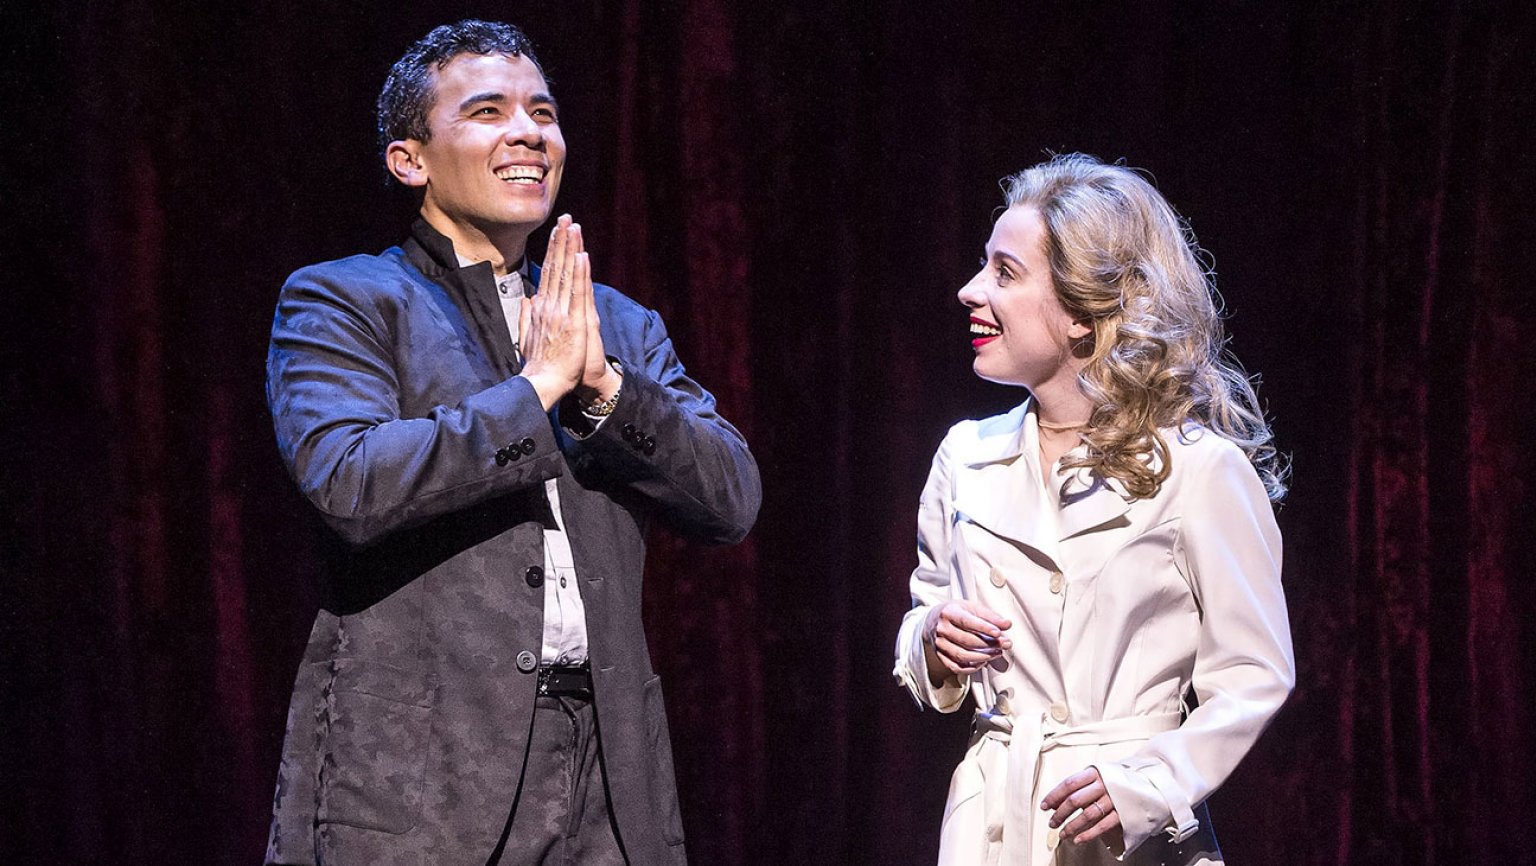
[1056,467,1133,541]
[952,403,1062,563]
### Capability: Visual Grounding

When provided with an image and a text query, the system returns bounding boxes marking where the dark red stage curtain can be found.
[4,3,1532,864]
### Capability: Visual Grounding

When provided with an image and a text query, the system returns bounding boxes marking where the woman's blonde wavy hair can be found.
[1004,153,1288,502]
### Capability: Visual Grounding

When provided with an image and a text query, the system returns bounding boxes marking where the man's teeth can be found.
[495,166,545,183]
[971,321,1002,337]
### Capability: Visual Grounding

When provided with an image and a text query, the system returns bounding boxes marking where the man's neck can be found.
[420,210,530,277]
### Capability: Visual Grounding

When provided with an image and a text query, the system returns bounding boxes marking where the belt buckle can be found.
[537,663,591,698]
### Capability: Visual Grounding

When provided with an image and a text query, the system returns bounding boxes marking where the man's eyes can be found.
[468,105,557,122]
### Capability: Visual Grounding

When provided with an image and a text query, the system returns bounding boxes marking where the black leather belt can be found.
[537,662,593,698]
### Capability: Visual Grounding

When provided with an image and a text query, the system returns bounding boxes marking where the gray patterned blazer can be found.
[264,220,761,866]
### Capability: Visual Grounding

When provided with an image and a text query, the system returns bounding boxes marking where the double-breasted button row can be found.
[620,423,656,456]
[524,565,545,588]
[495,437,538,466]
[987,566,1066,594]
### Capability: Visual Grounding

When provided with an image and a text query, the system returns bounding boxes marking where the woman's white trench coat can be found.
[894,402,1294,866]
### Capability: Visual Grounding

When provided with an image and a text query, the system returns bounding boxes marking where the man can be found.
[264,20,760,866]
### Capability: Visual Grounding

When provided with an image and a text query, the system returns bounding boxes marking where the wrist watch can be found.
[581,359,624,417]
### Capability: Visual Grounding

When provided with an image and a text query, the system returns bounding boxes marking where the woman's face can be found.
[957,205,1090,389]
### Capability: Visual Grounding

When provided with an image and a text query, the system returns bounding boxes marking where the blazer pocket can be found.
[643,675,687,846]
[318,658,437,835]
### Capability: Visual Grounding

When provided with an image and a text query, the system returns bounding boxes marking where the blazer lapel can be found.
[403,219,523,378]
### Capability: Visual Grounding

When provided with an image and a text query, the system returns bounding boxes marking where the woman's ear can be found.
[1069,318,1095,358]
[385,140,428,188]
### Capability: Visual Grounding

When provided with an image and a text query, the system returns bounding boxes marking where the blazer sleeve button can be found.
[621,423,638,442]
[495,450,510,467]
[525,565,545,588]
[516,651,538,673]
[520,437,537,455]
[642,436,657,456]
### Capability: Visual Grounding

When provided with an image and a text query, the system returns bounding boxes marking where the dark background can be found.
[4,2,1533,864]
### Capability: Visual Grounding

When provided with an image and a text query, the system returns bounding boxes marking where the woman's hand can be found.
[1040,767,1120,845]
[922,600,1013,686]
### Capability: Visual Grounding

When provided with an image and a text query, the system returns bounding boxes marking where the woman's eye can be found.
[995,265,1013,285]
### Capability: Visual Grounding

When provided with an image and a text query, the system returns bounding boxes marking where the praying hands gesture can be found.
[519,215,622,411]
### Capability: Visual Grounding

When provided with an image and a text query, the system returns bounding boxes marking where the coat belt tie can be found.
[971,706,1182,866]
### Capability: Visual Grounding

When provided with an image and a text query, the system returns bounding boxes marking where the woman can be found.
[893,154,1294,866]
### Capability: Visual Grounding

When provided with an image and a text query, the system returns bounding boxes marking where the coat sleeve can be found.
[558,304,761,545]
[1094,440,1295,855]
[266,263,563,548]
[893,432,970,712]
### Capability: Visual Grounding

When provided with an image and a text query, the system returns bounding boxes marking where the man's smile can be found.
[494,164,547,184]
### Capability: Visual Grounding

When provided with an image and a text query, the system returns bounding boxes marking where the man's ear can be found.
[385,140,428,188]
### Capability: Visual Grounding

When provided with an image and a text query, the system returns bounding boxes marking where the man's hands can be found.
[519,215,621,411]
[1041,767,1121,846]
[922,600,1013,687]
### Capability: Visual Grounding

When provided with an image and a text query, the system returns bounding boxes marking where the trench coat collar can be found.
[956,399,1133,549]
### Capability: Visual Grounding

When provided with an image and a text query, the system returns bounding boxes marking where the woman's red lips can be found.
[970,316,1002,348]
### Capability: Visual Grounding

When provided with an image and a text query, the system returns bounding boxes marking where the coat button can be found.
[1050,702,1069,723]
[519,437,536,455]
[525,565,545,588]
[1049,571,1064,594]
[642,435,656,455]
[495,448,511,466]
[989,567,1007,588]
[516,651,538,673]
[621,423,638,441]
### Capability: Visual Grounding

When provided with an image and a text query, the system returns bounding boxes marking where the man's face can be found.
[405,53,565,240]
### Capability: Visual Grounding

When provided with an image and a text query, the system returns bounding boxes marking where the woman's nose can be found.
[957,272,986,307]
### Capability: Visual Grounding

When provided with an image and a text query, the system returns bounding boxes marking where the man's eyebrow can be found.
[458,91,507,112]
[456,91,560,113]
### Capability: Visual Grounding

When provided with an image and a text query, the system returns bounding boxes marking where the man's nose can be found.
[503,109,544,147]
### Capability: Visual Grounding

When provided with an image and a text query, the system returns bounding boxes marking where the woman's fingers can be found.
[1069,797,1120,845]
[935,616,1003,651]
[942,604,1013,650]
[1040,767,1121,844]
[960,600,1014,633]
[1052,781,1106,833]
[933,635,1000,672]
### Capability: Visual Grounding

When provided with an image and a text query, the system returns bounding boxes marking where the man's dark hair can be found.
[376,20,543,158]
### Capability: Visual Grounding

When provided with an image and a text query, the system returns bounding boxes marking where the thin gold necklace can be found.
[1037,419,1090,431]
